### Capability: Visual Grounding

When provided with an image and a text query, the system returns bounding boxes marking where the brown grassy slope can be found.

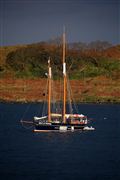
[103,45,120,59]
[0,77,120,103]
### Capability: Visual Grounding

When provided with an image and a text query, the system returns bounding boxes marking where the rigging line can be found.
[20,103,31,121]
[57,77,62,114]
[66,75,73,117]
[42,78,48,117]
[49,68,57,113]
[21,120,34,129]
[52,75,61,114]
[58,77,62,114]
[59,78,62,113]
[67,76,79,115]
[35,78,48,117]
[51,74,56,113]
[71,85,79,114]
[53,77,62,114]
[51,59,62,114]
[53,83,58,113]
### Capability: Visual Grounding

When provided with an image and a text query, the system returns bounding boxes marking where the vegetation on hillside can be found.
[0,40,120,103]
[0,41,120,80]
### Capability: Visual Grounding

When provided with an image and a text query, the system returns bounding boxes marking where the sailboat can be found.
[31,30,91,132]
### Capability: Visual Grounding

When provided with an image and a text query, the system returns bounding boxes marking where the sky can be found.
[0,0,120,46]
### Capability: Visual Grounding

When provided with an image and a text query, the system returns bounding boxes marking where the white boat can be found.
[21,29,94,132]
[83,126,95,131]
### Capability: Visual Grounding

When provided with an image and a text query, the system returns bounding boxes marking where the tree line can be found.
[1,40,120,79]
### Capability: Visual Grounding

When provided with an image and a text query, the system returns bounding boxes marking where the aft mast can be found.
[48,58,51,123]
[63,27,66,124]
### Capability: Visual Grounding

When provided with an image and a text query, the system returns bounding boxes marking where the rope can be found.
[41,78,48,117]
[20,103,31,121]
[20,120,34,129]
[66,74,79,115]
[66,75,73,115]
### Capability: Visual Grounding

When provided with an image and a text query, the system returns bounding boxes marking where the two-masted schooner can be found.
[32,31,90,132]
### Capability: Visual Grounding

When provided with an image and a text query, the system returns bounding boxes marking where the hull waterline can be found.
[33,123,86,132]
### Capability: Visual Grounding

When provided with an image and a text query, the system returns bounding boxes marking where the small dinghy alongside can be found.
[83,126,95,131]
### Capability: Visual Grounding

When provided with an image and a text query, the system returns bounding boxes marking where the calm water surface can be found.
[0,103,120,180]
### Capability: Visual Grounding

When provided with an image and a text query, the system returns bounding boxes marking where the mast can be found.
[48,58,51,123]
[63,27,66,124]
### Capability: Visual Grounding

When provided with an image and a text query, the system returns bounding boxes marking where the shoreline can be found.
[0,99,119,104]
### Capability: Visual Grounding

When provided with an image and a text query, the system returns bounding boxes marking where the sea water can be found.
[0,103,120,180]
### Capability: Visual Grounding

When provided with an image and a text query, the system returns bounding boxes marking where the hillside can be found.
[0,42,120,103]
[0,77,120,103]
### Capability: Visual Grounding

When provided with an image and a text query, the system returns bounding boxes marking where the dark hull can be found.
[33,123,86,132]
